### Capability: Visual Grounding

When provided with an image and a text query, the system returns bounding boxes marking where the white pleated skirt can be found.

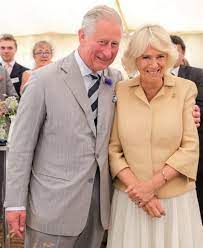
[107,189,203,248]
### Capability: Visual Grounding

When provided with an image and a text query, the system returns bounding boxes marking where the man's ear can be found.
[78,29,85,43]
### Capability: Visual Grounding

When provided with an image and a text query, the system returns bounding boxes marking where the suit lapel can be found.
[97,79,111,130]
[60,53,96,137]
[178,65,187,79]
[96,68,115,141]
[10,62,19,78]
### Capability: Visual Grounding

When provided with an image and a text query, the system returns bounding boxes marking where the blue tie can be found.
[88,74,101,126]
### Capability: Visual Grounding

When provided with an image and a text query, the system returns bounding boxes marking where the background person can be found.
[171,34,203,223]
[20,40,53,94]
[0,34,28,97]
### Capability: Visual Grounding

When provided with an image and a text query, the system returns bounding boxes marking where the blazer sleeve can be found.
[166,82,199,180]
[4,72,46,207]
[109,86,129,178]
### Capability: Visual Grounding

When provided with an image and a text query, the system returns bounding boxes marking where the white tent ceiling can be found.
[1,0,203,36]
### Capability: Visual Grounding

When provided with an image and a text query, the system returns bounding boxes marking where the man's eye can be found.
[157,55,165,58]
[112,42,119,47]
[98,41,106,45]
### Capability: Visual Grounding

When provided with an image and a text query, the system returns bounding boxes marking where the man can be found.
[5,5,123,248]
[0,65,17,100]
[171,34,203,222]
[0,34,29,97]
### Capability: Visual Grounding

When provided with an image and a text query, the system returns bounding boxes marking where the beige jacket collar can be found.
[128,73,176,104]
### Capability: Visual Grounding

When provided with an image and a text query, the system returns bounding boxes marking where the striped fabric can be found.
[88,74,101,126]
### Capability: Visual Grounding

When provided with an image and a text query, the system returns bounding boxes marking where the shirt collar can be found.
[1,60,15,68]
[170,66,180,76]
[74,50,102,77]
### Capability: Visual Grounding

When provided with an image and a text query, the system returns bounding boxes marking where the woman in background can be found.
[20,40,53,93]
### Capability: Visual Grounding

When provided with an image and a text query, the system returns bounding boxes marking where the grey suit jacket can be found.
[0,66,18,100]
[4,53,122,236]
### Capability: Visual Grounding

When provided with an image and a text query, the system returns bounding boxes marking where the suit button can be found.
[95,153,99,159]
[88,178,94,183]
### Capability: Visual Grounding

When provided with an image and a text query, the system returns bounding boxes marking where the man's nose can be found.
[102,44,113,59]
[4,48,10,53]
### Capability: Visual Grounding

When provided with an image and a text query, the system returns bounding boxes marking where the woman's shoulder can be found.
[23,70,32,76]
[115,76,138,90]
[166,73,197,93]
[174,75,197,93]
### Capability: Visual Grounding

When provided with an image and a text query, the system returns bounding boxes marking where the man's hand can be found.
[193,105,201,127]
[6,210,26,239]
[142,196,166,218]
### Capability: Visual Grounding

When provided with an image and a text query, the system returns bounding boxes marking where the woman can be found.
[107,24,203,248]
[20,40,53,93]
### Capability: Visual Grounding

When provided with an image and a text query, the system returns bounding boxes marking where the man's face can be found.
[78,18,121,73]
[0,40,17,63]
[174,44,185,68]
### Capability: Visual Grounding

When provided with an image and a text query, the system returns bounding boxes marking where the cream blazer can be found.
[109,73,199,198]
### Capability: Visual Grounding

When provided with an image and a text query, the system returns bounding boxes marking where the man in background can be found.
[0,34,28,97]
[171,34,203,223]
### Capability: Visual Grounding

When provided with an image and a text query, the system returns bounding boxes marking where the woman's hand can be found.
[125,180,155,205]
[142,196,166,218]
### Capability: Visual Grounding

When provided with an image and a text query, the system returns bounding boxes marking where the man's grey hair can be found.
[81,5,123,35]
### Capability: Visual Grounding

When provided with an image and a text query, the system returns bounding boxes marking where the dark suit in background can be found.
[10,62,29,97]
[178,64,203,222]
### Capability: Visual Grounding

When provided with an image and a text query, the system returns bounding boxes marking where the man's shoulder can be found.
[106,66,123,83]
[179,65,203,85]
[107,66,121,75]
[13,62,29,72]
[33,54,75,77]
[180,65,203,75]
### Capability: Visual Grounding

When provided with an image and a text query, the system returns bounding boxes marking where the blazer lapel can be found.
[96,69,115,137]
[60,53,96,137]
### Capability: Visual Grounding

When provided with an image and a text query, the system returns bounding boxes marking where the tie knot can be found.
[4,63,11,69]
[89,73,101,81]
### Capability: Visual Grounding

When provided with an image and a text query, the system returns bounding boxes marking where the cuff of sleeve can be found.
[165,158,196,181]
[5,206,26,211]
[110,158,129,179]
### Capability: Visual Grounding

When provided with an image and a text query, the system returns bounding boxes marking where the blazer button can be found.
[95,153,99,159]
[88,178,94,183]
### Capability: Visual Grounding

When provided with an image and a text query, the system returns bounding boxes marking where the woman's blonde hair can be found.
[122,24,178,74]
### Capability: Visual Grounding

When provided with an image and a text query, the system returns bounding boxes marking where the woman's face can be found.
[136,46,168,83]
[33,45,52,68]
